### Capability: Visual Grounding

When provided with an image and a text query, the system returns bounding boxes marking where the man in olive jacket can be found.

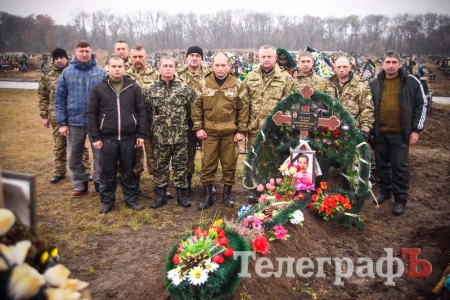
[192,52,249,210]
[87,56,147,214]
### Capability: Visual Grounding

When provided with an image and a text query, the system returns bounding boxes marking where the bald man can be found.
[324,56,374,136]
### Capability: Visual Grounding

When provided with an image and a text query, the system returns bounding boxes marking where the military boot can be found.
[154,187,173,199]
[187,175,193,196]
[198,185,214,210]
[223,184,235,208]
[150,187,167,208]
[177,188,191,207]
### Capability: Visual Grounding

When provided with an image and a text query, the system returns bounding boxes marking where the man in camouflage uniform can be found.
[105,40,132,71]
[295,51,326,91]
[192,52,248,210]
[240,45,298,150]
[240,45,298,203]
[144,56,196,209]
[38,47,91,184]
[125,45,159,194]
[176,46,212,195]
[324,56,374,135]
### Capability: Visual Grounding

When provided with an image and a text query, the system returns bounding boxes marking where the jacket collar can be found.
[72,54,97,71]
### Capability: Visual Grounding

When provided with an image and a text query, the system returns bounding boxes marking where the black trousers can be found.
[100,138,137,204]
[373,132,409,204]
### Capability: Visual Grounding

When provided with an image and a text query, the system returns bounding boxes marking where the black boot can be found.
[154,187,173,199]
[150,187,167,208]
[223,184,235,208]
[177,188,191,207]
[198,185,214,210]
[187,175,193,195]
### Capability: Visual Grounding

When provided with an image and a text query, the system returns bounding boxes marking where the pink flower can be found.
[272,225,288,240]
[257,184,265,192]
[258,194,268,203]
[276,178,283,184]
[266,184,276,191]
[270,178,275,186]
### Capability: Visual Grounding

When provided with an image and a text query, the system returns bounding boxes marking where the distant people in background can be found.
[105,40,131,70]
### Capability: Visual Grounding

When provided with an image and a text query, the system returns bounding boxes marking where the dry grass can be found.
[0,89,246,256]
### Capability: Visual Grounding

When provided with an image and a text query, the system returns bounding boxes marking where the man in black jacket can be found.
[87,56,147,213]
[370,50,427,215]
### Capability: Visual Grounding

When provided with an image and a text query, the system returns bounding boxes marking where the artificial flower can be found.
[212,255,224,264]
[188,266,209,286]
[43,264,71,288]
[276,178,283,184]
[271,225,289,240]
[223,247,234,258]
[0,240,32,271]
[253,235,269,254]
[172,254,180,264]
[289,166,297,175]
[212,219,223,227]
[8,263,46,300]
[290,210,305,225]
[203,258,219,273]
[216,236,229,246]
[258,194,268,203]
[214,227,225,238]
[279,164,287,172]
[320,181,328,189]
[44,288,81,300]
[0,208,15,236]
[257,184,265,192]
[237,205,252,217]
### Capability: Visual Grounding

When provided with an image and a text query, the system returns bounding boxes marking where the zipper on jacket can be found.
[107,81,134,140]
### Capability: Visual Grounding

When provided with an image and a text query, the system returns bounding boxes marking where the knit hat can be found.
[186,46,203,60]
[52,48,68,60]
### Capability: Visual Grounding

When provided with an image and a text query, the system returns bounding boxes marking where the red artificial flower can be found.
[326,207,332,215]
[316,188,323,194]
[215,228,225,237]
[212,254,224,264]
[318,205,325,213]
[320,182,328,189]
[224,247,234,257]
[193,227,202,237]
[216,236,229,246]
[311,194,318,201]
[296,192,304,200]
[253,235,269,254]
[203,230,209,237]
[343,203,352,210]
[308,202,314,207]
[172,254,180,264]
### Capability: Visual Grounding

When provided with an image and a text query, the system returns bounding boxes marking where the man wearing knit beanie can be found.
[177,46,214,196]
[52,48,69,61]
[38,47,91,184]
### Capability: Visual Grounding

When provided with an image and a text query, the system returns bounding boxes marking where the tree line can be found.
[1,10,449,55]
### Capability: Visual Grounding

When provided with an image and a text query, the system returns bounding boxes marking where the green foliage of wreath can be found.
[164,229,250,300]
[243,90,371,229]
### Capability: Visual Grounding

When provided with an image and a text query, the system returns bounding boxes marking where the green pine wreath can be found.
[243,90,371,229]
[164,228,250,300]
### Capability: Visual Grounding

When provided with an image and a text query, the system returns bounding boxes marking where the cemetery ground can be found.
[0,64,449,299]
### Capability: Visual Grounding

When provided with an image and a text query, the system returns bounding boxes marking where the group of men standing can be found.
[38,41,427,216]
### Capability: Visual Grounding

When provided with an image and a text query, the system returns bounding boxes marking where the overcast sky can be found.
[3,0,450,25]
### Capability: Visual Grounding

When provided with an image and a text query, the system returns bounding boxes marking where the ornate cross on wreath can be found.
[272,85,341,149]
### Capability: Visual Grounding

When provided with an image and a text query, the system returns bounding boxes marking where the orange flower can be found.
[316,188,322,194]
[320,182,328,189]
[312,194,318,201]
[318,205,325,213]
[307,202,314,207]
[326,207,332,215]
[343,203,352,210]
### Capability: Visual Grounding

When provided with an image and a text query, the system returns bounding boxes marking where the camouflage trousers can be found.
[187,126,199,175]
[50,121,90,176]
[154,142,188,188]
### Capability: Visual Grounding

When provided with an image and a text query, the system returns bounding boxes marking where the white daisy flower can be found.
[171,273,185,286]
[187,266,209,286]
[203,259,219,273]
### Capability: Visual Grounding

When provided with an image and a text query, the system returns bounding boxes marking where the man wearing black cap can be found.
[38,47,91,184]
[176,46,213,195]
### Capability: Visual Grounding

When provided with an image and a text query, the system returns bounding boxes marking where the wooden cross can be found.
[272,85,340,149]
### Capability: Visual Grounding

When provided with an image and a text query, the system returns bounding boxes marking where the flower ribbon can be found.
[178,250,208,277]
